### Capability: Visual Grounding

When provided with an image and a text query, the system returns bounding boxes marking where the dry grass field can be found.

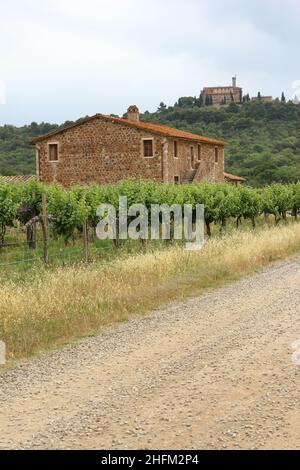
[1,222,300,360]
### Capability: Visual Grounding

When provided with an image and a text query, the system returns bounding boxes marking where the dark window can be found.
[215,147,219,163]
[174,176,180,185]
[191,146,195,168]
[198,144,202,161]
[174,141,178,158]
[49,144,58,161]
[143,139,153,157]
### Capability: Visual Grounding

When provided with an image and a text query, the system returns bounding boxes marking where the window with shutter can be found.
[49,144,58,162]
[143,139,153,158]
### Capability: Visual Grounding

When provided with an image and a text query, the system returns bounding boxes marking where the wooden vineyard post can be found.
[27,218,37,250]
[33,218,37,250]
[83,220,89,262]
[32,189,37,250]
[41,193,49,265]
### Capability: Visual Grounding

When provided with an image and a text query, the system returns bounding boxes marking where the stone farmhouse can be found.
[31,105,243,187]
[201,77,243,106]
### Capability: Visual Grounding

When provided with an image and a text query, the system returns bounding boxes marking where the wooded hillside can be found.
[0,100,299,186]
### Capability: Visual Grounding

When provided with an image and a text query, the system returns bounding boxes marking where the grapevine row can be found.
[0,179,300,245]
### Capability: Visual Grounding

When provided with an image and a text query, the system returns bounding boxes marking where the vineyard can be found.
[2,178,300,358]
[1,179,300,269]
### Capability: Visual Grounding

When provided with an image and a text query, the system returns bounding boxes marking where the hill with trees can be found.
[0,99,300,186]
[0,122,58,175]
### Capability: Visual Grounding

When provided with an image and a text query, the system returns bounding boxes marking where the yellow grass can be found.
[1,223,300,360]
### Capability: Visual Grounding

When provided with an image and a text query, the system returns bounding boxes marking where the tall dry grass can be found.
[1,223,300,360]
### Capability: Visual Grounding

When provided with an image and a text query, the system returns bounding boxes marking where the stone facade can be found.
[33,109,225,187]
[201,77,243,106]
[251,96,273,103]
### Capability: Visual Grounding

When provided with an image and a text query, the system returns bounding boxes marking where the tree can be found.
[281,92,286,103]
[227,102,239,113]
[177,97,195,108]
[235,185,262,227]
[157,102,167,113]
[243,93,251,103]
[204,95,213,106]
[262,184,294,224]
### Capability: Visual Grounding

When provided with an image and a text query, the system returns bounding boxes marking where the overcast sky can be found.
[0,0,299,126]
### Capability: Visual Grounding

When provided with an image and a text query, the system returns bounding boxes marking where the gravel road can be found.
[0,257,300,450]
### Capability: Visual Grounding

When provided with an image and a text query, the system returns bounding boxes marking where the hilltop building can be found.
[252,96,273,103]
[201,77,243,106]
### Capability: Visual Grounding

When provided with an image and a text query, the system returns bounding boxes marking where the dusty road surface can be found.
[0,257,300,450]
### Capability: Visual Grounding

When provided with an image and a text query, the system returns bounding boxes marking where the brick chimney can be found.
[232,76,237,88]
[127,105,140,122]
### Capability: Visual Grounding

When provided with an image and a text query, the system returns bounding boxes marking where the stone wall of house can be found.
[36,116,224,187]
[166,139,224,183]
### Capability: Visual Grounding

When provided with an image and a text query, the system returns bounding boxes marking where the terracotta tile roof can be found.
[31,114,226,146]
[224,172,246,182]
[0,175,36,183]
